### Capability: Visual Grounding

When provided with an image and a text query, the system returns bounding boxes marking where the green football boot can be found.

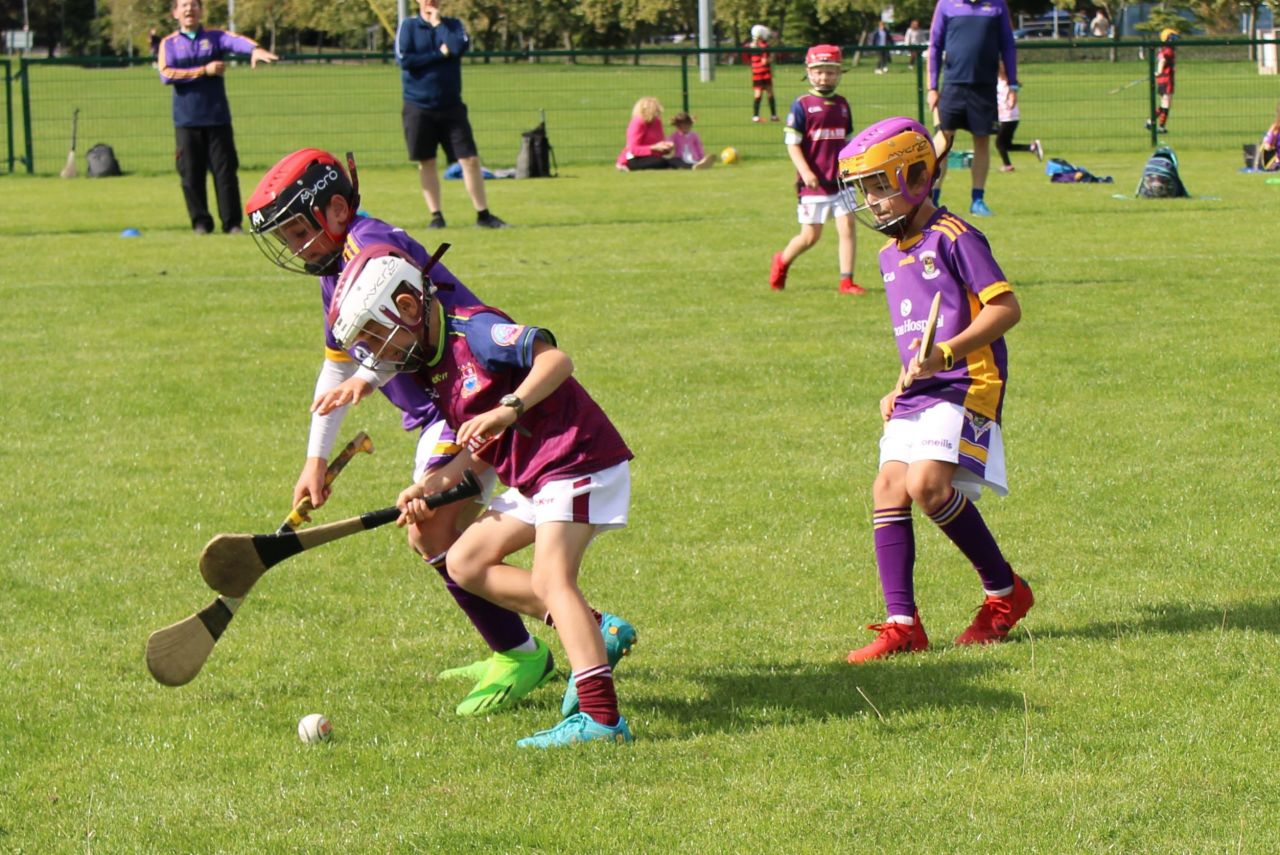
[451,638,557,717]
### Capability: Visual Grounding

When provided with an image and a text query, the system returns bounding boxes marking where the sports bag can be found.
[515,122,556,178]
[1136,146,1189,198]
[86,143,122,177]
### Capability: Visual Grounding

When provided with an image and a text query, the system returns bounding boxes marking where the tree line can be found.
[2,0,1269,59]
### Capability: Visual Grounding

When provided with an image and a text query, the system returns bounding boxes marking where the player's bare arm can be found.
[787,144,819,188]
[292,456,330,516]
[396,451,484,526]
[311,377,375,416]
[907,291,1021,385]
[455,342,573,448]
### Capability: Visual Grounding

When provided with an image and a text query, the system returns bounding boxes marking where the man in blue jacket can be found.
[397,0,508,229]
[159,0,277,234]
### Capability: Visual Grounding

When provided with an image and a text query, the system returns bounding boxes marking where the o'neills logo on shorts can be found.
[300,167,340,204]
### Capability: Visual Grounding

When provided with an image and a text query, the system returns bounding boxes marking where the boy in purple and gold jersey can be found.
[244,149,636,717]
[837,117,1032,662]
[326,244,636,748]
[769,45,863,296]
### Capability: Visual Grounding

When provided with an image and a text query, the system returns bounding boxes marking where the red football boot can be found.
[839,278,868,296]
[847,612,929,663]
[954,573,1034,645]
[769,253,789,290]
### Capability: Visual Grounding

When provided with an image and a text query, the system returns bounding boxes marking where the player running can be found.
[836,117,1032,662]
[325,243,638,748]
[244,149,635,715]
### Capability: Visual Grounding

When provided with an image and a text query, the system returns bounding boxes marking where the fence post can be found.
[681,52,690,114]
[3,59,11,174]
[914,47,926,126]
[1146,41,1158,147]
[18,57,32,174]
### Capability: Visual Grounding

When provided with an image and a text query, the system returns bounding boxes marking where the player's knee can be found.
[906,474,950,515]
[529,567,575,604]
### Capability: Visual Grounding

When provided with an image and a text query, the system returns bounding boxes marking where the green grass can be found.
[10,46,1279,174]
[2,156,1279,851]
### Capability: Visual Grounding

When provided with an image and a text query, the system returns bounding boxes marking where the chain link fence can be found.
[4,40,1277,176]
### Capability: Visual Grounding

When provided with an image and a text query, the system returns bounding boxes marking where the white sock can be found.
[887,614,915,625]
[985,585,1014,598]
[508,638,538,654]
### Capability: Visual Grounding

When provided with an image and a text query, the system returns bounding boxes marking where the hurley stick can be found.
[144,432,374,686]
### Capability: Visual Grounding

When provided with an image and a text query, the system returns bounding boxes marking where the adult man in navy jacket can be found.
[159,0,276,234]
[397,0,508,229]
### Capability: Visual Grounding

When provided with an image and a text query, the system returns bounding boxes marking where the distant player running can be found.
[326,243,638,748]
[769,45,863,296]
[1147,28,1178,134]
[837,117,1033,662]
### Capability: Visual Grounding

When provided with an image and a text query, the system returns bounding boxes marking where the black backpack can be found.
[516,121,556,179]
[86,143,122,177]
[1136,146,1188,198]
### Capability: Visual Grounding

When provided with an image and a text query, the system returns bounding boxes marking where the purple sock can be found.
[927,490,1013,592]
[874,507,916,618]
[428,556,530,652]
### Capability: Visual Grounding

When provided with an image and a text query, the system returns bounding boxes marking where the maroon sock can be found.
[926,489,1013,592]
[574,665,619,726]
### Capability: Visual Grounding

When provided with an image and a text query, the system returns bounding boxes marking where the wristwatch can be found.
[499,394,525,417]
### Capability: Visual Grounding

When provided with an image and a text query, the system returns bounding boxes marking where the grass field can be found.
[2,153,1279,851]
[9,44,1280,174]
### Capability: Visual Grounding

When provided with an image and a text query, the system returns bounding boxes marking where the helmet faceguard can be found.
[838,117,938,239]
[327,244,434,374]
[246,149,360,276]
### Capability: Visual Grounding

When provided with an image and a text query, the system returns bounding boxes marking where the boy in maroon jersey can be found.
[326,244,637,748]
[769,45,864,296]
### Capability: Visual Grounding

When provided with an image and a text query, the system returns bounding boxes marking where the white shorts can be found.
[797,193,854,225]
[488,461,630,532]
[413,420,498,504]
[880,401,1008,501]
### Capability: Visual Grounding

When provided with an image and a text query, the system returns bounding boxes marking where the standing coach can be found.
[927,0,1018,217]
[159,0,277,235]
[397,0,507,230]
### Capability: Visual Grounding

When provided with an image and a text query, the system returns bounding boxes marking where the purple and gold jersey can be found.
[785,93,853,196]
[880,207,1012,423]
[415,304,633,496]
[319,216,479,432]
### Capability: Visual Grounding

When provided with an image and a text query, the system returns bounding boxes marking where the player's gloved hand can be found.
[293,456,330,518]
[311,377,373,416]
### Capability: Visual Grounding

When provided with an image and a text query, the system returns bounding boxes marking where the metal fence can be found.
[4,39,1278,176]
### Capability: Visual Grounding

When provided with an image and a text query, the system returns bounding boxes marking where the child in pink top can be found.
[667,112,715,168]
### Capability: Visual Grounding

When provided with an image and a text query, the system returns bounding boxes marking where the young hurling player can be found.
[244,149,635,715]
[327,244,636,748]
[836,117,1033,662]
[769,45,863,296]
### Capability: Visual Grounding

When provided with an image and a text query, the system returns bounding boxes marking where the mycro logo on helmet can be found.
[300,167,341,204]
[250,210,264,226]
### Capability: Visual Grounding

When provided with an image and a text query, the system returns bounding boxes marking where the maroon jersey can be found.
[784,92,853,196]
[415,303,632,496]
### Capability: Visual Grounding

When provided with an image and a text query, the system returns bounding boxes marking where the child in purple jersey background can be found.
[837,117,1033,663]
[769,45,863,296]
[244,148,569,719]
[325,244,637,749]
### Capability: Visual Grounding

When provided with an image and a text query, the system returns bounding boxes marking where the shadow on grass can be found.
[638,655,1024,738]
[1035,597,1280,641]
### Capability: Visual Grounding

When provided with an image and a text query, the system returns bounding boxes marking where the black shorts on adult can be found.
[403,102,478,163]
[938,83,998,136]
[1157,77,1174,97]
